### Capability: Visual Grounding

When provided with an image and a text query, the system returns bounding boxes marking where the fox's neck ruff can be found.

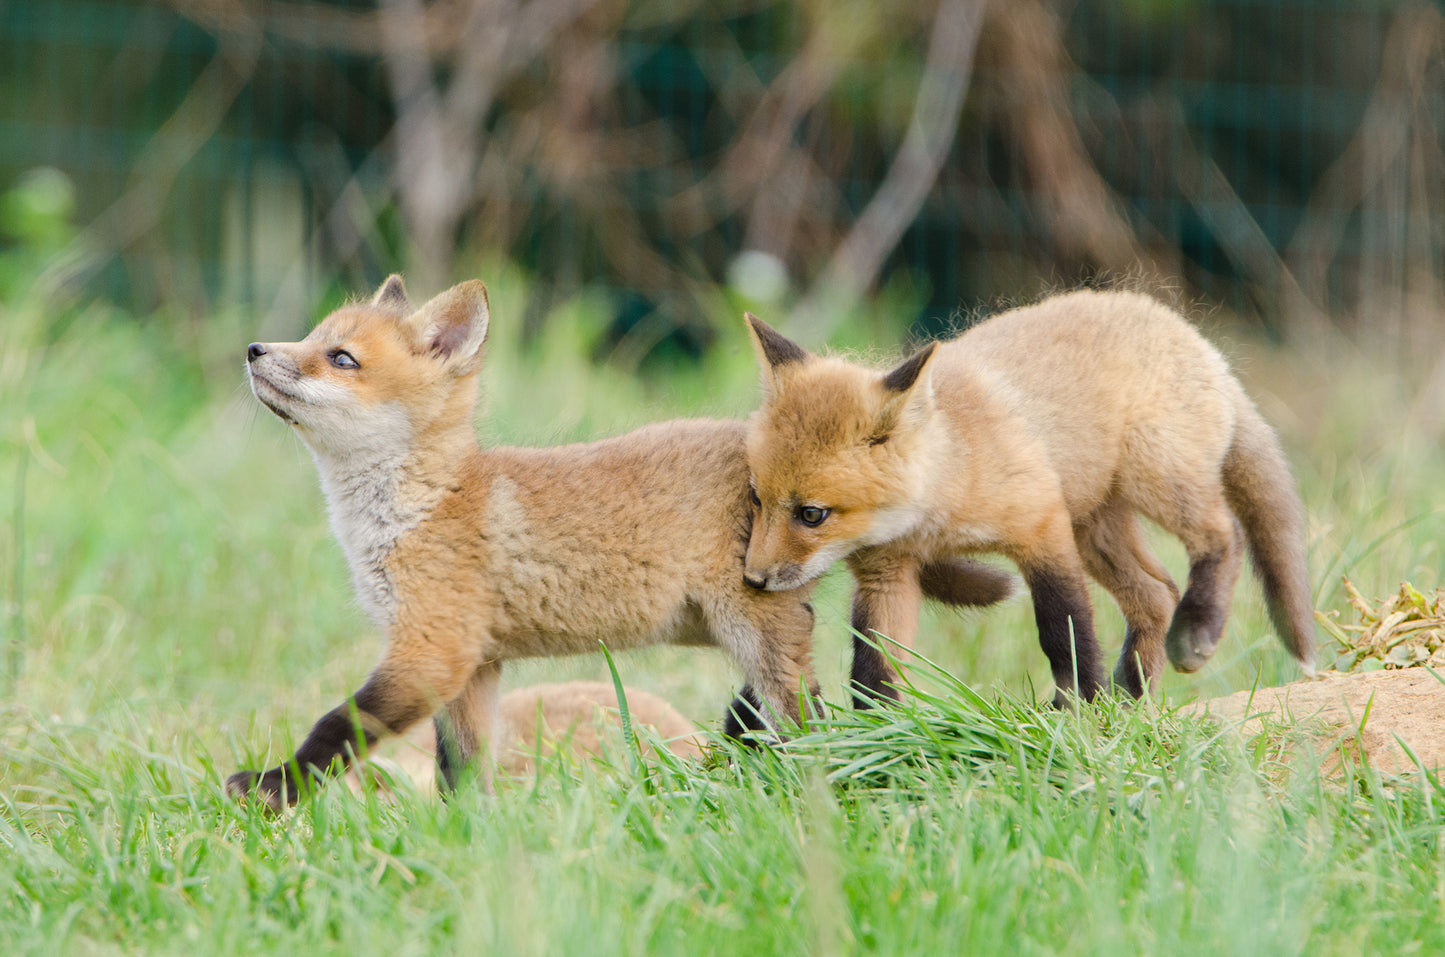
[309,426,472,625]
[870,414,956,543]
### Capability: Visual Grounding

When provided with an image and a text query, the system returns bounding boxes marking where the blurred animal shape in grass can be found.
[346,680,707,795]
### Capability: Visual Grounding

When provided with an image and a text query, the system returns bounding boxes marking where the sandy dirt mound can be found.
[347,681,706,795]
[1194,668,1445,776]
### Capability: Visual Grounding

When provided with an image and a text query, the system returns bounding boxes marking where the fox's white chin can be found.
[763,540,855,591]
[248,373,300,424]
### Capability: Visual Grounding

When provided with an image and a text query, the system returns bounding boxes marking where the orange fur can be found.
[227,276,817,811]
[744,289,1315,702]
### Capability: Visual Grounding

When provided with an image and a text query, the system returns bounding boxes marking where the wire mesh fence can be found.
[2,0,1441,354]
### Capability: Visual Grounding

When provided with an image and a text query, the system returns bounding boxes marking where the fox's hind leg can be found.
[1074,499,1180,697]
[434,660,502,794]
[1157,493,1245,673]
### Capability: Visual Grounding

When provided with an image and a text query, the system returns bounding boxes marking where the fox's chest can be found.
[321,467,435,626]
[331,509,410,626]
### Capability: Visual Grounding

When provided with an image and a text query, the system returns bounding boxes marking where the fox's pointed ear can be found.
[872,343,937,442]
[745,312,813,399]
[371,274,410,314]
[408,279,490,372]
[881,342,936,394]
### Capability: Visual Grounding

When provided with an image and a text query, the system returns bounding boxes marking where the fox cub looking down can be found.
[742,289,1316,703]
[228,276,832,810]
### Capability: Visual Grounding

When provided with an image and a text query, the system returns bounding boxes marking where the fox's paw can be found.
[722,684,823,745]
[849,679,902,711]
[1109,658,1152,699]
[721,687,776,746]
[1165,621,1221,674]
[225,769,289,814]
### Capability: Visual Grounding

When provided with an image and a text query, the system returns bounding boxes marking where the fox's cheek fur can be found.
[250,353,415,459]
[302,396,413,460]
[774,539,855,590]
[859,503,927,546]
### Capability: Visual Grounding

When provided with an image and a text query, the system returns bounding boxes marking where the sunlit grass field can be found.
[3,268,1444,954]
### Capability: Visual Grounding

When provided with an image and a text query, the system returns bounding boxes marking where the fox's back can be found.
[400,419,754,655]
[935,290,1244,509]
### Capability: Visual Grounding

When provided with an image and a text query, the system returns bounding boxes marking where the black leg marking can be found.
[1024,568,1104,703]
[849,597,902,708]
[722,685,772,743]
[850,634,902,709]
[226,702,376,810]
[1167,551,1230,673]
[1112,630,1149,699]
[722,682,822,743]
[227,677,421,810]
[434,712,466,794]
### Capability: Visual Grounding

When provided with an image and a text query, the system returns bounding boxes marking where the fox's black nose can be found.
[247,342,267,362]
[743,572,768,591]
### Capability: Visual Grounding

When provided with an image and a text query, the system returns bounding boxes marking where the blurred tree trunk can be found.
[378,0,599,292]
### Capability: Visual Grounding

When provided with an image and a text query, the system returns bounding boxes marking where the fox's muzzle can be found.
[742,567,803,591]
[743,526,808,591]
[743,513,791,590]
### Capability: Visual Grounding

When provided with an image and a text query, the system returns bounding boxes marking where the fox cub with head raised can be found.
[743,289,1316,703]
[229,276,831,810]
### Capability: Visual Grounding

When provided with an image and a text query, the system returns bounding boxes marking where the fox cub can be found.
[229,276,829,810]
[742,289,1315,703]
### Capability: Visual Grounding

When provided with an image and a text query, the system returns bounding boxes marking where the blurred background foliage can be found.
[0,0,1442,362]
[1,0,1444,740]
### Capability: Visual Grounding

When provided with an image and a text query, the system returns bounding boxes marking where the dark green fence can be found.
[3,0,1441,352]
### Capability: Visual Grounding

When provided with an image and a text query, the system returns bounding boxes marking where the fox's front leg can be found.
[846,551,923,708]
[838,556,1014,710]
[721,596,821,741]
[227,639,483,812]
[434,661,501,794]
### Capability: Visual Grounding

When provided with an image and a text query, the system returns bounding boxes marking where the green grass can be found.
[3,269,1445,954]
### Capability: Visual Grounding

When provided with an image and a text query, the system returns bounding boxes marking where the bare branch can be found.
[791,0,984,340]
[376,0,600,288]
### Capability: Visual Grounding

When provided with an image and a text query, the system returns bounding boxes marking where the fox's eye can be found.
[796,505,830,528]
[749,487,761,507]
[329,350,359,370]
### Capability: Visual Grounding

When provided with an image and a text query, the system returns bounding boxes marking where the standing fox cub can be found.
[228,276,827,810]
[229,276,1008,809]
[742,289,1315,703]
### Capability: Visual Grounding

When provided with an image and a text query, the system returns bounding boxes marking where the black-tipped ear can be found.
[872,342,937,443]
[882,342,937,393]
[745,312,812,370]
[372,274,410,314]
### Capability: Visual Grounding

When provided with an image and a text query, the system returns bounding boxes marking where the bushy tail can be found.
[1222,401,1316,671]
[919,558,1016,608]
